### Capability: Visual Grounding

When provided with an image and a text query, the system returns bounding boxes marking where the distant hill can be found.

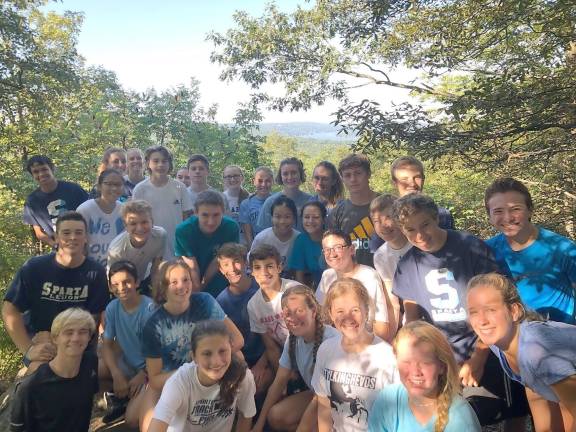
[257,122,356,142]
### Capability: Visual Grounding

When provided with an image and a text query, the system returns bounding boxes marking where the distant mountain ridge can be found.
[257,122,356,142]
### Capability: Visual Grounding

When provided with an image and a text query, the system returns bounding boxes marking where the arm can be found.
[148,419,169,432]
[252,367,293,432]
[200,257,220,288]
[403,300,422,322]
[146,357,175,391]
[459,339,490,387]
[261,333,282,374]
[101,339,129,398]
[317,395,333,432]
[373,321,392,344]
[295,270,308,286]
[235,413,253,432]
[31,225,56,247]
[551,375,576,432]
[2,301,32,355]
[223,317,244,353]
[242,223,254,248]
[181,256,202,290]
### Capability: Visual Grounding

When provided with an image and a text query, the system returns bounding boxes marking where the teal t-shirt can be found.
[368,384,481,432]
[174,215,240,297]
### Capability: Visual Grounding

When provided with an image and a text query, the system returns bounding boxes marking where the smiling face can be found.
[280,163,302,191]
[329,291,367,341]
[218,256,245,286]
[30,162,57,189]
[251,258,282,290]
[223,166,243,192]
[253,170,273,198]
[192,334,232,386]
[53,324,91,358]
[487,191,533,241]
[392,165,424,197]
[396,336,444,400]
[99,172,124,202]
[188,161,209,187]
[108,151,127,174]
[466,284,520,348]
[400,211,445,253]
[322,234,354,272]
[197,204,224,235]
[176,168,191,187]
[124,211,152,245]
[282,294,316,338]
[165,265,193,305]
[55,220,87,257]
[127,149,144,177]
[302,205,324,236]
[148,151,170,179]
[312,165,334,196]
[371,208,404,243]
[109,270,139,302]
[272,204,295,238]
[341,166,370,194]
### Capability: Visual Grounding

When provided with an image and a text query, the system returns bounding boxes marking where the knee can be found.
[268,404,289,430]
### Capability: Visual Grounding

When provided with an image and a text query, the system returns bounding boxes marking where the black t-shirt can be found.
[10,352,98,432]
[327,199,375,267]
[4,254,108,333]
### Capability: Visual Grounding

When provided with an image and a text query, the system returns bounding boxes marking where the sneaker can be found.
[102,392,128,424]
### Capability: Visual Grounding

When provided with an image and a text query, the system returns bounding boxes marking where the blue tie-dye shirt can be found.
[141,293,225,371]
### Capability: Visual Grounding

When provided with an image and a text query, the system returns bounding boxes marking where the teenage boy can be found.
[10,308,98,432]
[2,212,108,372]
[484,177,576,324]
[239,166,274,248]
[175,190,239,297]
[100,260,155,426]
[327,154,378,267]
[23,155,89,247]
[391,193,528,429]
[186,154,227,209]
[370,194,410,327]
[108,200,170,296]
[247,244,299,374]
[216,243,272,395]
[175,167,191,187]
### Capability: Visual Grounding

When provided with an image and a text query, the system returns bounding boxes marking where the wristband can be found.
[23,346,32,367]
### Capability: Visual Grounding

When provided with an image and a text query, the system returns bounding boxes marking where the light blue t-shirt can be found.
[490,320,576,402]
[279,325,340,388]
[368,383,481,432]
[486,227,576,323]
[141,293,226,371]
[256,190,313,232]
[286,231,326,287]
[103,295,155,370]
[239,194,268,237]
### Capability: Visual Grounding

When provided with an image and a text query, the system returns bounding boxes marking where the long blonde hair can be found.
[393,321,460,432]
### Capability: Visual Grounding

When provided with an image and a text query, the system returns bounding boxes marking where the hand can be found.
[459,356,485,387]
[112,372,130,399]
[128,370,147,398]
[27,342,56,362]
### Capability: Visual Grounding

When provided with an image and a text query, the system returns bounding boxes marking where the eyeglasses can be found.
[322,244,349,255]
[223,174,242,180]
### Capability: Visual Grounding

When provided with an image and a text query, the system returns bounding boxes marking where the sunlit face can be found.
[253,170,273,197]
[108,152,127,174]
[176,168,191,187]
[55,220,87,256]
[197,204,224,235]
[302,205,324,235]
[109,270,139,302]
[223,167,243,191]
[396,336,444,400]
[148,152,170,178]
[322,234,354,272]
[329,291,367,341]
[282,294,316,338]
[99,172,124,202]
[392,166,424,197]
[280,163,302,191]
[400,211,445,252]
[165,265,193,305]
[371,208,404,243]
[53,324,91,357]
[127,150,144,176]
[341,166,370,194]
[124,212,152,245]
[312,166,335,196]
[251,258,282,289]
[192,334,232,386]
[188,161,209,186]
[218,256,245,285]
[487,191,533,240]
[30,163,56,188]
[272,204,295,238]
[467,285,520,348]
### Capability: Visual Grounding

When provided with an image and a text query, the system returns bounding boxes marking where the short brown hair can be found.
[195,190,225,212]
[370,194,398,214]
[338,154,371,175]
[121,199,153,220]
[484,177,533,215]
[390,156,425,181]
[188,154,210,170]
[392,193,438,226]
[217,243,248,263]
[249,244,281,266]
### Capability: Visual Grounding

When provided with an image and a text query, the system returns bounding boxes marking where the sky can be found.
[42,0,413,124]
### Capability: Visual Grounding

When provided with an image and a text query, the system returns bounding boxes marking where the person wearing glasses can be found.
[315,229,396,342]
[309,161,344,211]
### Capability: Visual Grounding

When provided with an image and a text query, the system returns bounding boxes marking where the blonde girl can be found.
[312,278,398,432]
[369,321,481,432]
[253,285,340,432]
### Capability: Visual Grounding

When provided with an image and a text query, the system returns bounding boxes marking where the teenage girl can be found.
[92,147,130,200]
[466,272,576,432]
[311,161,344,210]
[77,168,125,266]
[253,285,340,432]
[138,259,244,432]
[287,201,328,288]
[369,320,481,432]
[312,278,399,432]
[251,196,300,271]
[148,320,256,432]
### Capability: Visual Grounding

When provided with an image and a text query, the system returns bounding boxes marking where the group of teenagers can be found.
[3,146,576,432]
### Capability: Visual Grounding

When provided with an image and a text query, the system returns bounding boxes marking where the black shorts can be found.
[464,350,529,425]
